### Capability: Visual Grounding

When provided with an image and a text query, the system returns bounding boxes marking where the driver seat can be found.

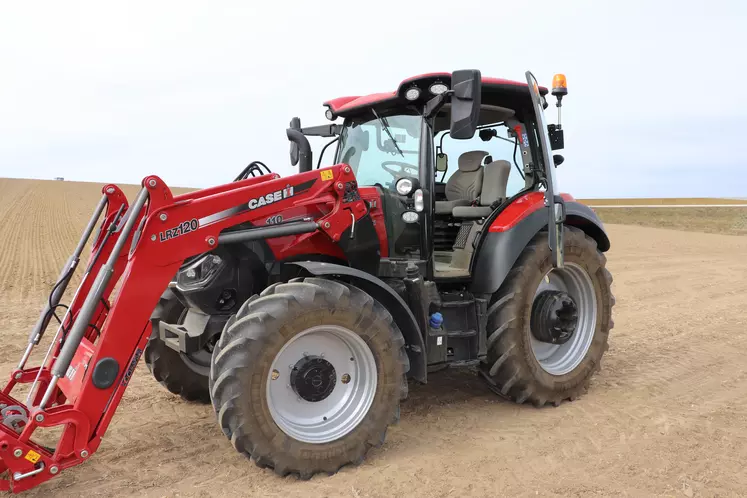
[435,151,488,215]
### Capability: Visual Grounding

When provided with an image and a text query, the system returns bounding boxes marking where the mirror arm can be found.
[301,124,342,137]
[424,90,452,118]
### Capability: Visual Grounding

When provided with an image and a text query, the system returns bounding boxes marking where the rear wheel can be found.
[209,278,408,478]
[144,290,211,403]
[480,226,615,406]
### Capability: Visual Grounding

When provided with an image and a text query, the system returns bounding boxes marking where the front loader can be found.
[0,70,614,492]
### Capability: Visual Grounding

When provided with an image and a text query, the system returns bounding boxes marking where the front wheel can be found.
[209,277,409,478]
[144,290,212,403]
[480,226,615,406]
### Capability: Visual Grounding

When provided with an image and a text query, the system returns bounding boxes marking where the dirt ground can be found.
[1,178,746,497]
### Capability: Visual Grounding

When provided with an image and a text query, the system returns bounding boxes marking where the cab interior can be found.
[432,104,524,279]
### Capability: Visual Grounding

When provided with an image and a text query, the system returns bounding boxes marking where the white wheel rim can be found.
[530,263,597,375]
[266,325,377,444]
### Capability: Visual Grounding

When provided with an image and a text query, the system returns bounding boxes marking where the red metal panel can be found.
[55,338,94,404]
[488,192,575,232]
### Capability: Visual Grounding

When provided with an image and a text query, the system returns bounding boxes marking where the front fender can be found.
[288,261,427,383]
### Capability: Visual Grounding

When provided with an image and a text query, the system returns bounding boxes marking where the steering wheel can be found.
[381,161,417,180]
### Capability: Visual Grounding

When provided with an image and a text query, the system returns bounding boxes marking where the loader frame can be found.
[0,165,366,492]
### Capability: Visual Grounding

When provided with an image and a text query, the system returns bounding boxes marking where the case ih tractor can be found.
[0,70,613,491]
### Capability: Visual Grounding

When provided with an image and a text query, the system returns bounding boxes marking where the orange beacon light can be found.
[552,73,567,97]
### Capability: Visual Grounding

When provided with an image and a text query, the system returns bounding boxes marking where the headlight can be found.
[395,177,414,196]
[405,87,421,101]
[176,254,225,291]
[413,189,424,212]
[325,108,335,121]
[401,211,419,223]
[429,82,448,95]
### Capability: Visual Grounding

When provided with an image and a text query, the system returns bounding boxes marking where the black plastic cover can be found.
[91,357,119,389]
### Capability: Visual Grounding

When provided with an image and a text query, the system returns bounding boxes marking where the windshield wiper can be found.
[372,109,404,158]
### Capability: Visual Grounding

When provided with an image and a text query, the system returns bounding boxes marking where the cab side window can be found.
[435,127,524,199]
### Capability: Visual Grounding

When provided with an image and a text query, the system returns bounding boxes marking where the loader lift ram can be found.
[0,70,614,492]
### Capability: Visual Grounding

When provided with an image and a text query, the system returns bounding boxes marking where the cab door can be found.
[525,71,565,268]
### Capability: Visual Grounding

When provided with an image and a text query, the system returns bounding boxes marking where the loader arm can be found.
[0,164,366,492]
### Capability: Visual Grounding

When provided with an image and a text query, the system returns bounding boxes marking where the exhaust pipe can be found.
[286,128,313,173]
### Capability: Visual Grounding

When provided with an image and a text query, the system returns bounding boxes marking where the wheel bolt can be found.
[341,374,351,384]
[271,369,279,380]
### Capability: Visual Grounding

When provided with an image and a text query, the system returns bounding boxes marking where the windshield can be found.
[336,113,422,191]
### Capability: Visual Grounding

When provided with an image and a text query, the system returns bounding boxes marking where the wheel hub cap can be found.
[531,290,579,345]
[291,357,337,402]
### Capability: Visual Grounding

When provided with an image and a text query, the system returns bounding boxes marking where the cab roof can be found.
[324,72,548,118]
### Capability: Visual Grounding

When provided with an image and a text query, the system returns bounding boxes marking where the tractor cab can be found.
[305,70,567,281]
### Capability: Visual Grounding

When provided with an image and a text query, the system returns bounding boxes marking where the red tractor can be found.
[0,70,613,491]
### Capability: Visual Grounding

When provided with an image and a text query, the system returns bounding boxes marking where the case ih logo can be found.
[247,185,294,210]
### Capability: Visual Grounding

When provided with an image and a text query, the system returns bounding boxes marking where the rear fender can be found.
[565,201,610,251]
[470,197,610,295]
[288,261,427,383]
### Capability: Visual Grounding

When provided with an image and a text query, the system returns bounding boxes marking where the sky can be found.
[0,0,745,198]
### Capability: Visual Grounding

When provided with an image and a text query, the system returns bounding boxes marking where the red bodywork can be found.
[489,192,575,233]
[0,164,374,492]
[325,73,549,116]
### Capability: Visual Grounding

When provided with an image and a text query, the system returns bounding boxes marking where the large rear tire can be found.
[480,226,615,406]
[144,290,211,403]
[209,277,408,478]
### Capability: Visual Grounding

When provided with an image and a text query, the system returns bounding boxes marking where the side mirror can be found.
[289,117,301,166]
[436,153,448,172]
[449,69,482,140]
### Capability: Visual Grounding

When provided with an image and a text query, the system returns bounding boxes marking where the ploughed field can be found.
[1,178,746,497]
